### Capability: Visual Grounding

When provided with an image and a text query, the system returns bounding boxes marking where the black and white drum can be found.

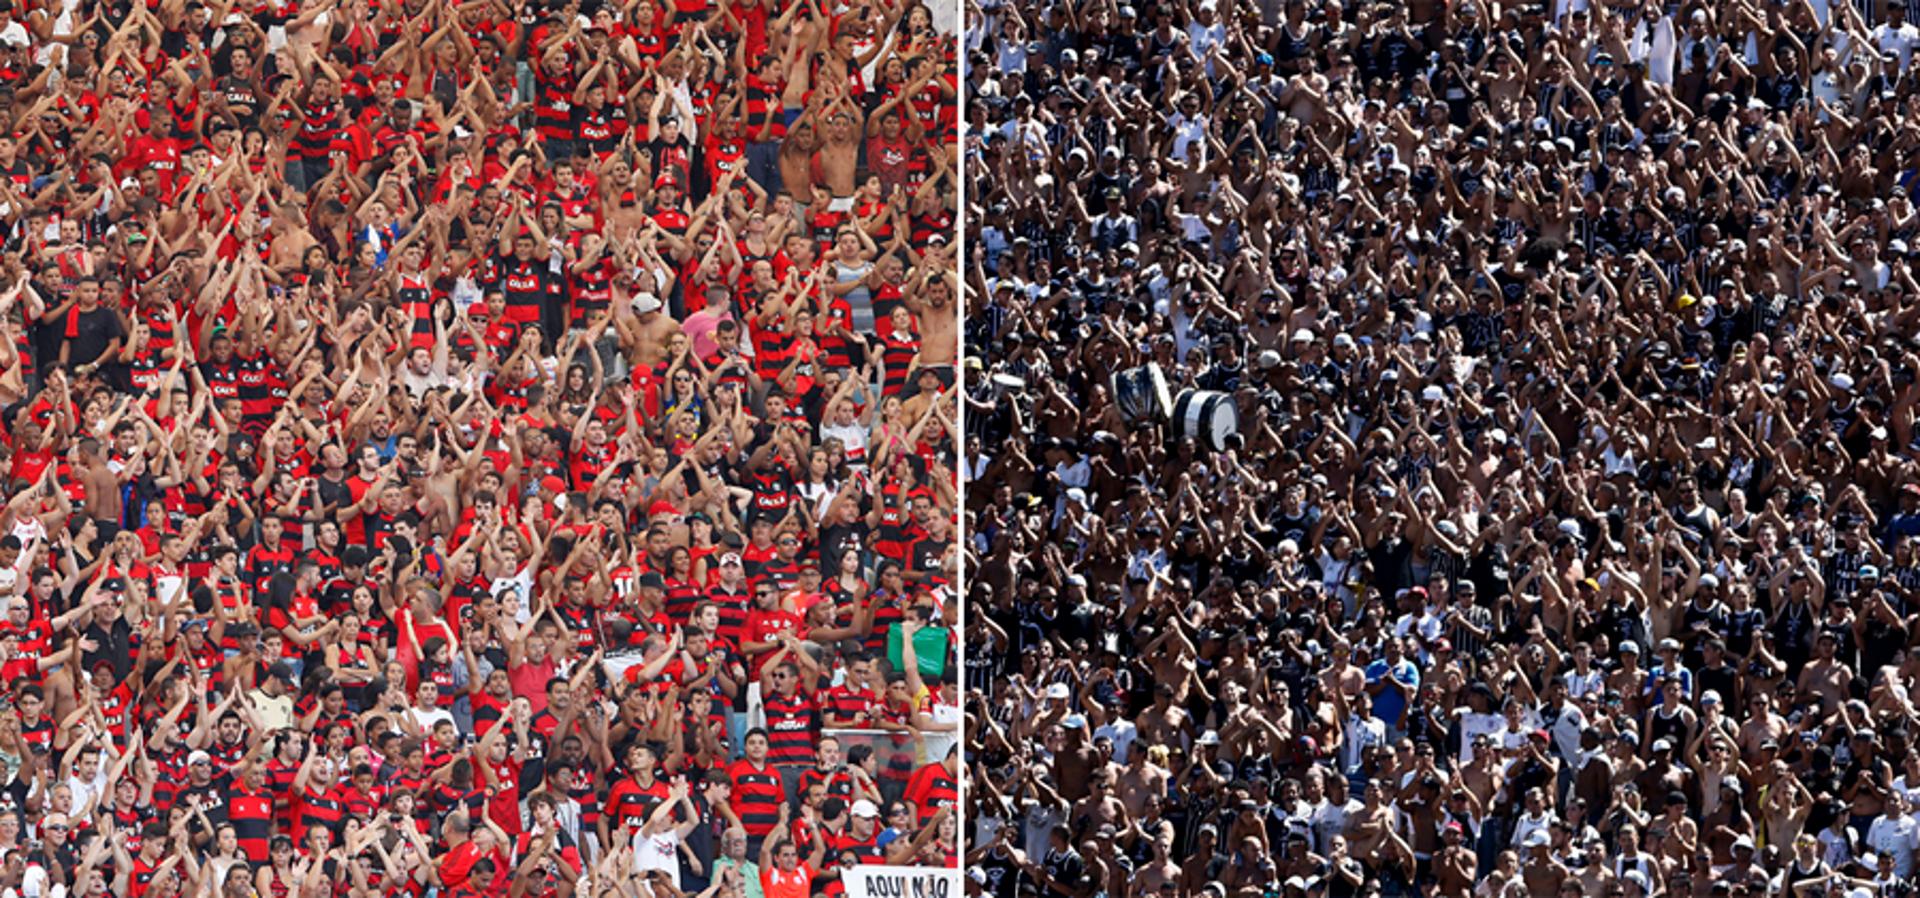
[1173,389,1238,452]
[1111,363,1173,423]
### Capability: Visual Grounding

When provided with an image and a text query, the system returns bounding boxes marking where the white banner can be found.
[844,866,963,898]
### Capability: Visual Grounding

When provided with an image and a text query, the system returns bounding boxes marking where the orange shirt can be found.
[762,863,815,898]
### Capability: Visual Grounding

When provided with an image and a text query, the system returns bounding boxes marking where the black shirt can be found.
[65,306,124,367]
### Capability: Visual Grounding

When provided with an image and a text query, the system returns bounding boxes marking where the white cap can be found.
[1332,333,1355,349]
[850,799,881,818]
[1291,327,1315,343]
[1831,372,1855,391]
[188,750,212,766]
[1421,385,1446,402]
[1045,683,1071,699]
[1523,830,1550,847]
[632,292,663,315]
[1065,487,1087,506]
[1196,730,1221,745]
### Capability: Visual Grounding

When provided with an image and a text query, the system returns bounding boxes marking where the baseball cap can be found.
[632,293,663,315]
[850,800,881,818]
[187,750,212,766]
[1045,683,1071,700]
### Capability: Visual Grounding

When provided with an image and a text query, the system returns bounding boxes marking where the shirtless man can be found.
[1519,831,1569,895]
[1795,632,1850,718]
[616,290,683,372]
[813,96,863,202]
[1129,828,1180,895]
[1052,720,1101,802]
[1460,735,1505,812]
[1116,746,1169,820]
[1608,642,1650,718]
[1320,639,1367,709]
[1344,782,1409,872]
[1432,822,1475,898]
[1135,684,1190,751]
[1067,771,1126,841]
[899,263,955,377]
[1737,692,1789,763]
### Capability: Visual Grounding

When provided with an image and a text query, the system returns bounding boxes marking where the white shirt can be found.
[1864,812,1919,877]
[820,421,870,466]
[1511,810,1558,849]
[1874,21,1920,68]
[1310,797,1364,855]
[1168,113,1208,163]
[1342,713,1385,774]
[1093,719,1139,764]
[64,766,106,819]
[1457,712,1504,765]
[1187,20,1226,70]
[634,827,682,887]
[1564,668,1605,700]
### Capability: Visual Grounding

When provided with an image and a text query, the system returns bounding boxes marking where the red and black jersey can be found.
[245,541,297,596]
[663,577,703,628]
[706,586,750,648]
[534,71,577,141]
[911,206,953,248]
[148,743,189,811]
[18,713,52,755]
[862,594,906,656]
[227,786,275,862]
[880,330,918,397]
[704,136,747,187]
[294,97,344,159]
[564,764,601,830]
[430,782,486,819]
[819,683,880,727]
[568,257,614,328]
[797,766,854,804]
[400,274,436,348]
[298,784,348,835]
[762,690,817,766]
[573,105,617,155]
[494,253,556,326]
[234,351,286,433]
[904,762,957,826]
[605,774,669,838]
[826,830,887,873]
[743,74,787,141]
[727,759,785,837]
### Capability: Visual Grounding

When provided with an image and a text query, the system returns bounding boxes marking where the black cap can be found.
[268,661,295,683]
[342,547,370,568]
[638,572,666,591]
[228,621,260,638]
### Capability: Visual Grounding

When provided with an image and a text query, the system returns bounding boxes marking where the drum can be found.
[1111,363,1173,423]
[989,373,1026,401]
[1174,389,1239,452]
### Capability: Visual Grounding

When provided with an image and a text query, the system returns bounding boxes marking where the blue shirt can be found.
[1365,658,1420,727]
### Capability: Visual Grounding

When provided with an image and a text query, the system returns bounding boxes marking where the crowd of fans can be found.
[0,0,962,895]
[963,0,1920,897]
